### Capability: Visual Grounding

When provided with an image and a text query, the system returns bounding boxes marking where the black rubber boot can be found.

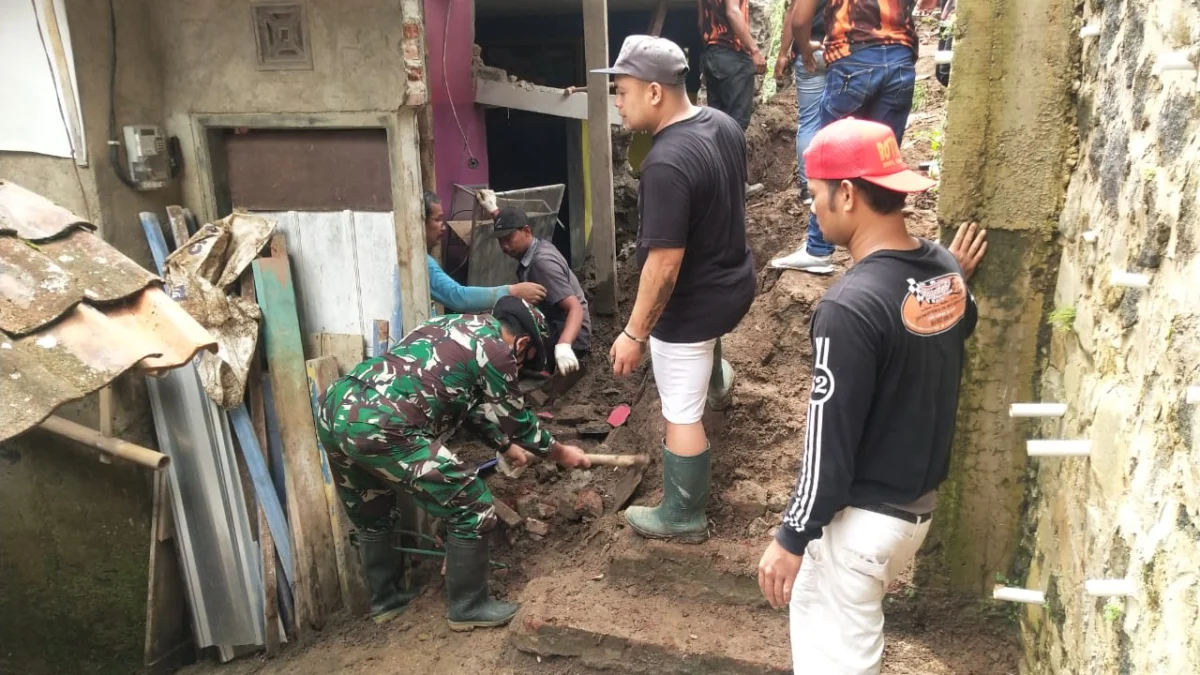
[357,529,416,624]
[444,535,518,631]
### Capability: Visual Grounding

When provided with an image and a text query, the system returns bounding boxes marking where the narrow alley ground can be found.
[182,17,1021,675]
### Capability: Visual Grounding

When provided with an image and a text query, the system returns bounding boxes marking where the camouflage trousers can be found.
[316,381,497,540]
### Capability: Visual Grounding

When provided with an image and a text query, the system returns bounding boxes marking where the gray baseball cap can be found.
[590,35,689,85]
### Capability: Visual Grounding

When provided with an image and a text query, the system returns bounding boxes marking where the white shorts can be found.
[649,336,716,425]
[789,507,932,674]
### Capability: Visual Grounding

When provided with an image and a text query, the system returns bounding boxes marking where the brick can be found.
[574,489,604,520]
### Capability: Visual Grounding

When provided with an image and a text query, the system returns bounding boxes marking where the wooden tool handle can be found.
[584,453,649,468]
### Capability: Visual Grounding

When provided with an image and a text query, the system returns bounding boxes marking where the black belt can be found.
[858,503,932,525]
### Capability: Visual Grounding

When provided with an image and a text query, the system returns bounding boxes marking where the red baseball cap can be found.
[803,118,936,193]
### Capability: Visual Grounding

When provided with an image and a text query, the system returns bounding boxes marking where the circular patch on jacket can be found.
[901,273,968,336]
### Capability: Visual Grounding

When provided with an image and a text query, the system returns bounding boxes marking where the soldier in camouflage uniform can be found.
[317,295,591,629]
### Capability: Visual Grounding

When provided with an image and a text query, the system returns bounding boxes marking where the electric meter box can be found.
[122,125,170,190]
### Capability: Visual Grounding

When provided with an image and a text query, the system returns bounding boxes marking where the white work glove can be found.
[476,189,499,217]
[555,343,579,374]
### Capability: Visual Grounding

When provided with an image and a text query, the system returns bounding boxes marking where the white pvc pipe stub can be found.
[1187,387,1200,405]
[1155,51,1196,74]
[994,586,1045,604]
[1111,269,1151,289]
[1027,440,1092,457]
[1079,25,1101,39]
[934,50,953,64]
[1081,230,1098,243]
[1010,403,1069,418]
[1085,579,1135,597]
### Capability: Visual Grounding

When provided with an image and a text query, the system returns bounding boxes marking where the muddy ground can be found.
[183,15,1021,675]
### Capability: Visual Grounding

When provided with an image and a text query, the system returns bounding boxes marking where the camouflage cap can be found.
[492,295,550,371]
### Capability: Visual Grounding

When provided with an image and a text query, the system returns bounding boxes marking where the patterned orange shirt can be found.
[822,0,918,64]
[702,0,752,54]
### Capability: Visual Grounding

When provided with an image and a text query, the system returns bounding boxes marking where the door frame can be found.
[188,110,430,333]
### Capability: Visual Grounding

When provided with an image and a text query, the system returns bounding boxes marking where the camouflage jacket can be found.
[330,314,555,455]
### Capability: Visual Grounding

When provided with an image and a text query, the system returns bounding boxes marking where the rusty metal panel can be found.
[0,287,217,442]
[0,181,218,443]
[0,227,157,336]
[223,129,393,211]
[0,180,91,241]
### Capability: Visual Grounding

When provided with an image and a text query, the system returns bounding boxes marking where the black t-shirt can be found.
[636,107,756,343]
[775,240,979,556]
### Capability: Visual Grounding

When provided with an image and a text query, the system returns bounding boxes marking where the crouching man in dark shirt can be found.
[757,117,986,674]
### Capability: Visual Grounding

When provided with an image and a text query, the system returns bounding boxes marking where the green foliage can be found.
[1048,307,1076,333]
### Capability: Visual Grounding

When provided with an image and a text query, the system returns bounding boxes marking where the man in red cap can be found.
[756,117,985,673]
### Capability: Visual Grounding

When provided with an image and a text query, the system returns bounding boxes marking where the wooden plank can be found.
[372,321,390,358]
[388,108,431,333]
[166,205,191,251]
[584,0,619,315]
[305,333,365,374]
[242,273,282,654]
[252,256,341,633]
[143,473,192,674]
[39,0,86,168]
[647,0,669,36]
[305,356,370,616]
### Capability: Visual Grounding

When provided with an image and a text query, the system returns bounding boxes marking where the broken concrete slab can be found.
[605,529,766,608]
[511,571,790,674]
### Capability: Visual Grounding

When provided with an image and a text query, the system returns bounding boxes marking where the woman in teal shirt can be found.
[423,192,545,313]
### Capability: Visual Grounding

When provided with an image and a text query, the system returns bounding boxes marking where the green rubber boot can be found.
[708,338,735,410]
[444,535,518,631]
[357,529,417,624]
[624,444,711,544]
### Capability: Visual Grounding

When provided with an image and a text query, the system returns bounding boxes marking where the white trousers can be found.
[789,507,932,675]
[649,337,716,425]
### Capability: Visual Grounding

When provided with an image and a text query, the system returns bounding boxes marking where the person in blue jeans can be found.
[421,192,546,314]
[774,0,828,207]
[770,0,934,274]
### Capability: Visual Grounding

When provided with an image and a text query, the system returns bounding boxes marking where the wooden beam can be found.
[647,0,669,36]
[474,78,622,124]
[388,109,430,333]
[252,255,341,633]
[584,0,619,315]
[143,472,193,674]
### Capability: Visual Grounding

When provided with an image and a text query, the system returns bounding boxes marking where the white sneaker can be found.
[769,247,835,274]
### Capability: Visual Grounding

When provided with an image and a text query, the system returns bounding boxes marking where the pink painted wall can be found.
[424,0,489,215]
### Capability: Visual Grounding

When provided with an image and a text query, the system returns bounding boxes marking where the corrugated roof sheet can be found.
[0,180,217,443]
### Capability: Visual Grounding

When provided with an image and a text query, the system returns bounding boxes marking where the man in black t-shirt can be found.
[593,35,756,543]
[756,117,986,673]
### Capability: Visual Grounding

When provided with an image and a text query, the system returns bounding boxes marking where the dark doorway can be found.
[483,109,572,259]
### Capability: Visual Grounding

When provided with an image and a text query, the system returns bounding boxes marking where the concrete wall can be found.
[1018,1,1200,673]
[0,1,174,673]
[150,0,426,218]
[922,0,1077,593]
